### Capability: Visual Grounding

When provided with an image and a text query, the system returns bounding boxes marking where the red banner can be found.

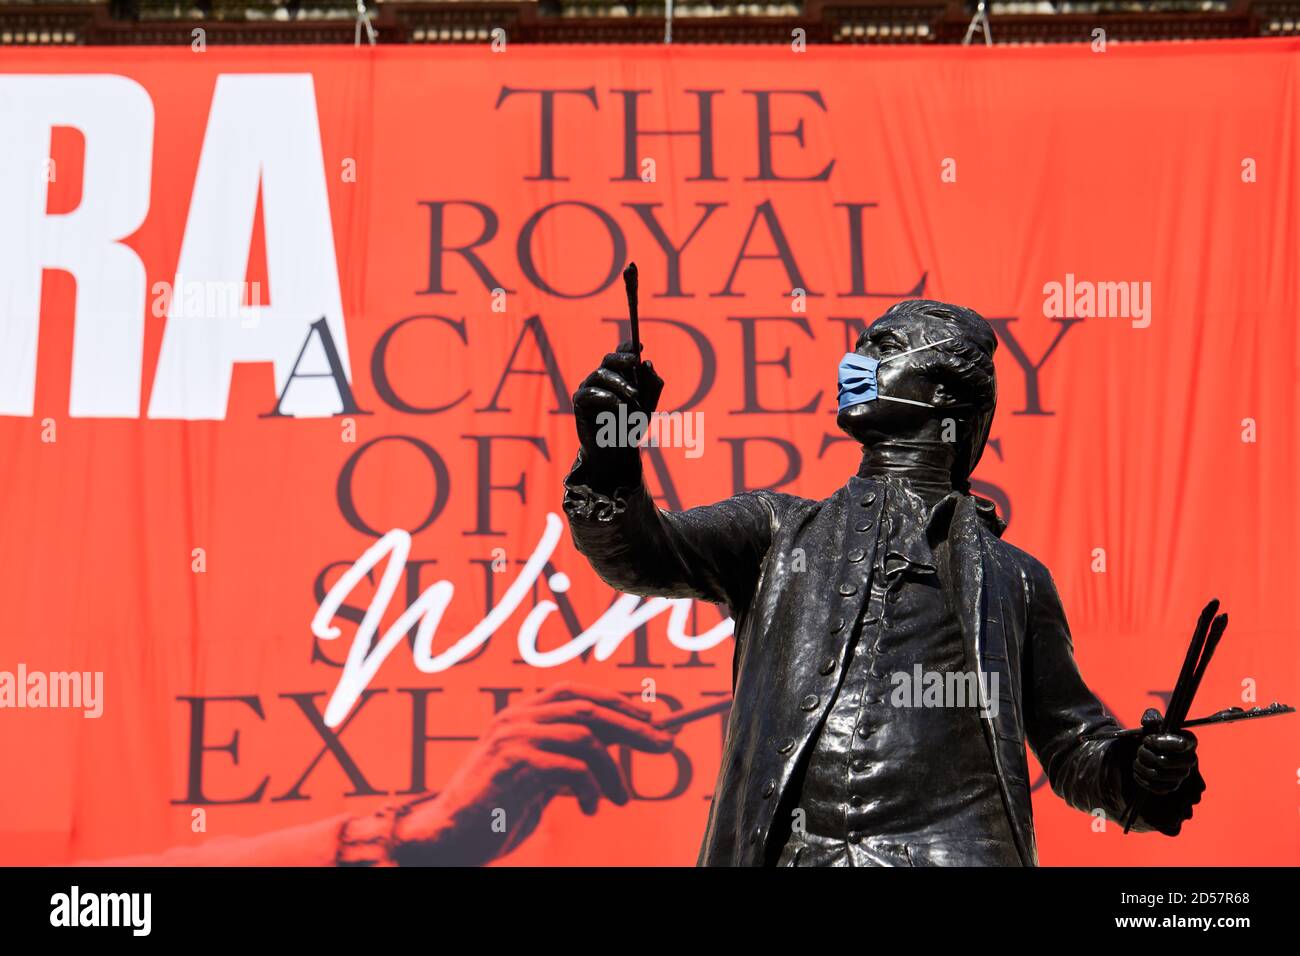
[0,40,1296,866]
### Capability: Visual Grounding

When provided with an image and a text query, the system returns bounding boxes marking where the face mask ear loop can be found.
[875,395,937,408]
[873,336,960,409]
[876,335,957,366]
[876,395,976,411]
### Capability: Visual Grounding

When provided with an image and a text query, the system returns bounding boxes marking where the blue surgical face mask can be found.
[837,336,958,413]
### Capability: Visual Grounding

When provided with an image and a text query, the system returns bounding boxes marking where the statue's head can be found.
[837,299,998,491]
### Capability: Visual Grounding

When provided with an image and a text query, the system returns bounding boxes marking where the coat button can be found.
[819,657,836,675]
[830,616,845,633]
[847,548,866,562]
[778,738,796,754]
[800,694,820,711]
[761,781,776,798]
[855,520,873,532]
[838,583,857,596]
[861,493,876,506]
[851,757,867,772]
[851,795,864,807]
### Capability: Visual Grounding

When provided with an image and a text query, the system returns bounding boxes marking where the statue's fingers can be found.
[1137,745,1194,774]
[1146,731,1197,755]
[1135,751,1176,776]
[578,366,616,392]
[581,360,635,389]
[601,350,638,372]
[1142,762,1191,780]
[587,367,640,404]
[1135,775,1177,795]
[1134,770,1178,794]
[573,386,623,416]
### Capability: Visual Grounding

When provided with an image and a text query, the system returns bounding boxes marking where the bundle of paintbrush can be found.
[1117,599,1228,834]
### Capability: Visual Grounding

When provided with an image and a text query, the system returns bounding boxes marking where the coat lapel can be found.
[945,496,1034,866]
[945,496,985,690]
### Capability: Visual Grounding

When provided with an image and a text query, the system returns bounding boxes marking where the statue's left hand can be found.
[1132,707,1198,795]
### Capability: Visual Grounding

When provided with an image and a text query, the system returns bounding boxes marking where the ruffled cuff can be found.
[562,448,641,523]
[562,483,631,523]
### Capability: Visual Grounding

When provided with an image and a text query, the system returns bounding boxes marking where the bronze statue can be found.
[563,298,1205,866]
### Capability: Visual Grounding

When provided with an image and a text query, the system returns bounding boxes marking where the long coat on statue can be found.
[562,461,1204,866]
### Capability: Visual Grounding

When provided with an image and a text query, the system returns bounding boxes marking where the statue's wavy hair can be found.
[879,299,998,493]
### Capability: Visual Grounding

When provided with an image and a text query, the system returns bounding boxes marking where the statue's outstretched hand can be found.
[1127,707,1203,835]
[572,341,664,485]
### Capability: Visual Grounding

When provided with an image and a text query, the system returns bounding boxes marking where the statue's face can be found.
[837,312,957,441]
